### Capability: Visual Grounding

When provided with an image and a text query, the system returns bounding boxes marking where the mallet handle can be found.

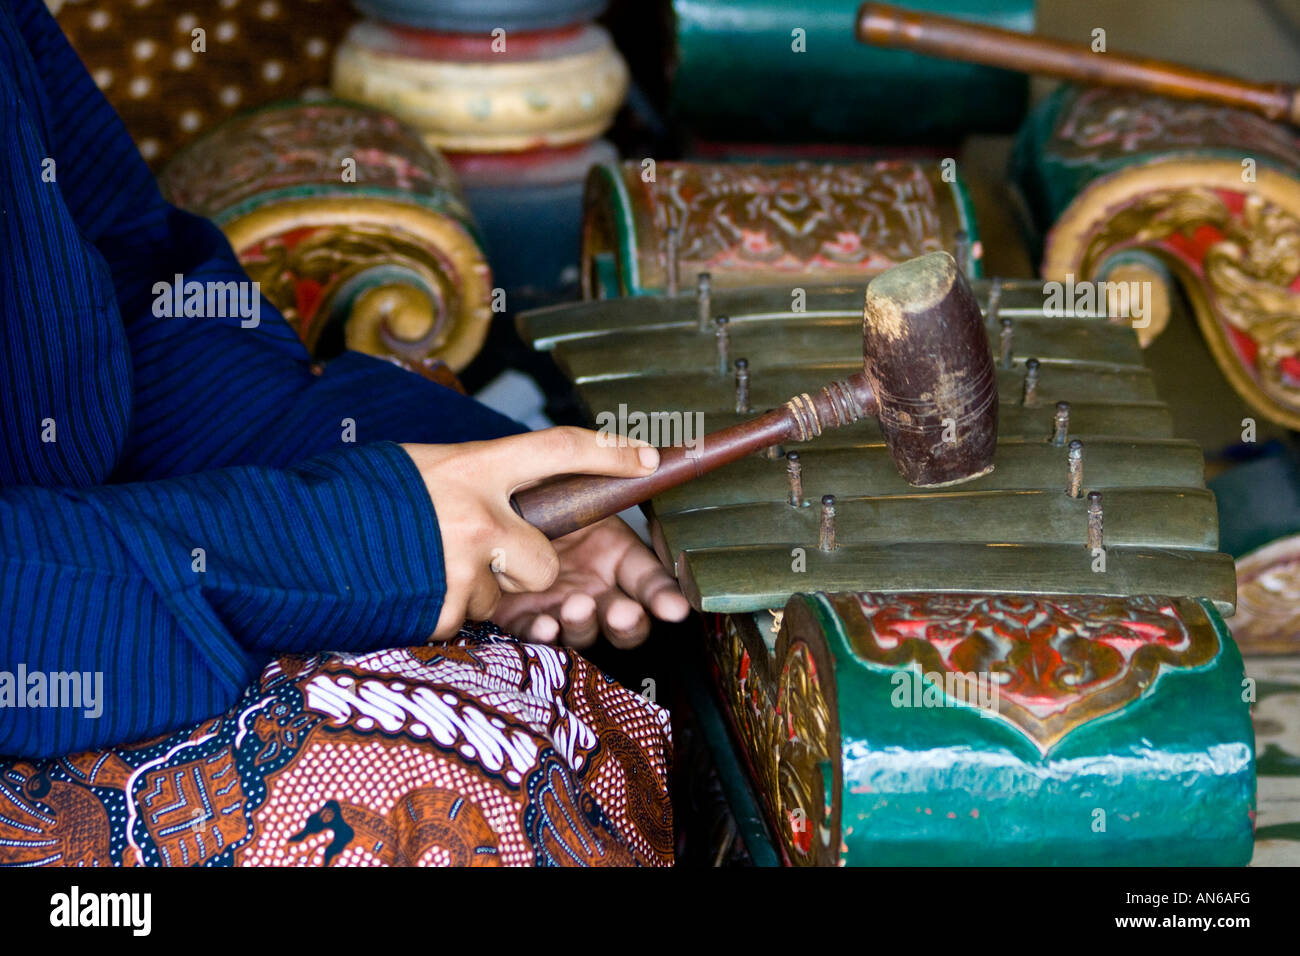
[856,2,1300,125]
[512,373,876,539]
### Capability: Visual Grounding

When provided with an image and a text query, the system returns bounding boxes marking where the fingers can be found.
[556,592,599,649]
[596,590,652,649]
[614,542,692,622]
[507,613,562,645]
[492,426,660,492]
[495,593,600,649]
[490,521,561,594]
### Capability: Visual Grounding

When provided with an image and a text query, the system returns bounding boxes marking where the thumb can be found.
[492,426,659,492]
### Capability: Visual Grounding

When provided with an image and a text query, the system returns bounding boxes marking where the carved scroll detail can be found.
[240,223,459,359]
[1077,187,1300,418]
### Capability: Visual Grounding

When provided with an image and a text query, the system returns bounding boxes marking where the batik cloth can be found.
[0,623,673,867]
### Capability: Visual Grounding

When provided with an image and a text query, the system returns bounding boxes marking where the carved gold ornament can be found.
[710,614,839,866]
[1043,160,1300,430]
[160,102,492,372]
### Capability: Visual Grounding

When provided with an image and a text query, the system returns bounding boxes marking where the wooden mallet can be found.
[511,251,999,539]
[856,2,1300,126]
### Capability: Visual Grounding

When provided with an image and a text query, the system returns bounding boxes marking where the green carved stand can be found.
[713,593,1252,866]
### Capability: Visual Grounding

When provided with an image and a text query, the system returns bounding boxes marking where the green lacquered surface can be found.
[211,182,477,243]
[670,0,1031,144]
[810,593,1255,865]
[652,439,1207,512]
[524,284,973,347]
[557,331,1144,385]
[679,545,1236,614]
[524,280,1231,612]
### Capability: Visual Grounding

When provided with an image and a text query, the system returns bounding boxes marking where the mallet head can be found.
[862,251,998,486]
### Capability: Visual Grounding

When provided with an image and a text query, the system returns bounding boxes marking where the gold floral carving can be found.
[159,102,491,371]
[774,643,836,867]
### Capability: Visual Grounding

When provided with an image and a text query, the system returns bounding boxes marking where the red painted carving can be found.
[840,593,1219,752]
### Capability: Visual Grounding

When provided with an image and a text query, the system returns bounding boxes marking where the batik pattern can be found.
[0,623,673,867]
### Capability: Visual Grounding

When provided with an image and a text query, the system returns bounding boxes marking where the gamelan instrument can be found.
[856,1,1300,125]
[521,243,1251,865]
[1011,83,1300,431]
[329,7,627,309]
[582,159,979,298]
[520,271,1235,612]
[738,590,1252,866]
[858,4,1300,436]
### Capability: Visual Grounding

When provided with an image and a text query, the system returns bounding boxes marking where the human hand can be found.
[400,427,682,641]
[492,514,690,648]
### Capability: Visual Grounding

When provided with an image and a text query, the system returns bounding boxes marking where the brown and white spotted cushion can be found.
[48,0,357,167]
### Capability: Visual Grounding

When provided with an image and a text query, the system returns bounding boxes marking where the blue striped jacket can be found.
[0,0,522,757]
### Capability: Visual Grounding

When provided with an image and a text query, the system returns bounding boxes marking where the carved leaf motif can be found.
[840,593,1218,753]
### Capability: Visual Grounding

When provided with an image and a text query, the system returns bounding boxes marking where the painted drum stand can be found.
[714,592,1252,866]
[332,21,628,154]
